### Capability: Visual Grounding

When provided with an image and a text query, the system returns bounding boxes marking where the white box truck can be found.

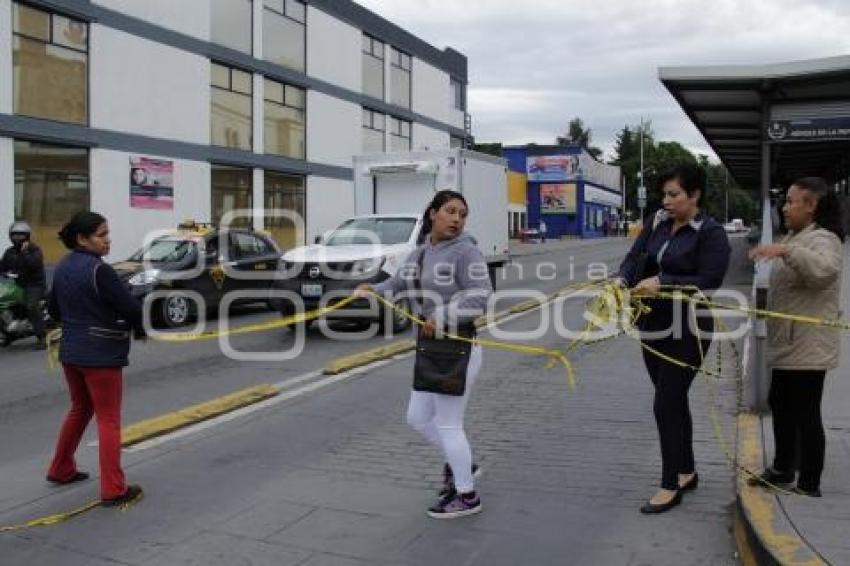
[273,149,510,332]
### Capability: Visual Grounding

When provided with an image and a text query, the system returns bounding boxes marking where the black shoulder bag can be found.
[412,249,475,396]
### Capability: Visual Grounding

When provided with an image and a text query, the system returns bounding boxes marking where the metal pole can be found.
[746,99,773,413]
[725,167,729,224]
[640,117,645,224]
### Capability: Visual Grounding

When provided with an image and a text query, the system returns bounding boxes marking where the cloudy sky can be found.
[355,0,850,160]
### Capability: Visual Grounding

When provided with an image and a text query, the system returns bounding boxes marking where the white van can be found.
[272,149,510,331]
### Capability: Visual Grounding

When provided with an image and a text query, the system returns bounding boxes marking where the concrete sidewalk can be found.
[737,245,850,565]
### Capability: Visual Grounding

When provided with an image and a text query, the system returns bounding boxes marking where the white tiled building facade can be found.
[0,0,470,261]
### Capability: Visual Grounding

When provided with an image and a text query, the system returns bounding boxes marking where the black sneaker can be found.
[746,467,795,487]
[438,463,482,498]
[101,484,143,507]
[427,491,482,519]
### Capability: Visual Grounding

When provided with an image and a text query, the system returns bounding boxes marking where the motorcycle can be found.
[0,273,51,347]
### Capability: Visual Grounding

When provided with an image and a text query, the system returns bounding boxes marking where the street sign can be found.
[638,197,646,209]
[767,117,850,142]
[637,185,646,200]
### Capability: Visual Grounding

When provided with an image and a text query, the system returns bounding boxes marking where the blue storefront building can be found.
[503,145,623,239]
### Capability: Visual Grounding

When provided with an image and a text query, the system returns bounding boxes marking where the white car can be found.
[724,219,746,233]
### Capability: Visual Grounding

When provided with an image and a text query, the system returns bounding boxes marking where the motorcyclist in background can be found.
[0,221,47,349]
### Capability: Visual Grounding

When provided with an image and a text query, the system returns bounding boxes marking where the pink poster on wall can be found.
[130,156,174,210]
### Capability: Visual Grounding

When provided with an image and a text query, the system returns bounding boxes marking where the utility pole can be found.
[638,116,646,224]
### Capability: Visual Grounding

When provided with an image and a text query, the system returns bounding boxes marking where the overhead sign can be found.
[540,183,576,214]
[526,155,579,182]
[767,117,850,142]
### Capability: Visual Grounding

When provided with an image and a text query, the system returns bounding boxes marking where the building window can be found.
[389,117,411,152]
[450,135,465,149]
[263,0,305,72]
[390,47,411,109]
[264,171,305,249]
[14,141,89,263]
[212,166,253,228]
[264,78,305,159]
[362,35,384,101]
[211,63,253,151]
[362,108,385,153]
[450,78,465,111]
[211,0,252,54]
[12,3,88,125]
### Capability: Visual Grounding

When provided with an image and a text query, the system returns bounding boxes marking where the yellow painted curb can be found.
[733,507,759,566]
[736,412,826,566]
[121,384,279,447]
[323,340,415,375]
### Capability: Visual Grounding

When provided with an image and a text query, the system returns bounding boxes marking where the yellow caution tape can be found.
[363,291,581,390]
[0,500,101,533]
[153,296,359,342]
[591,283,805,496]
[0,488,143,533]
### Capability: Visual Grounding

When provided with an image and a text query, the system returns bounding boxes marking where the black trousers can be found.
[23,286,46,339]
[769,369,826,491]
[641,331,711,491]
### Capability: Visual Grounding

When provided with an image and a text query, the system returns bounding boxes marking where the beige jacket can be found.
[767,223,844,370]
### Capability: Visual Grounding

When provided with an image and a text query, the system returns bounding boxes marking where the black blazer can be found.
[619,210,731,290]
[618,210,731,340]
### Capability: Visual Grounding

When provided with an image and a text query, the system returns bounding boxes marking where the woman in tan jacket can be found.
[749,177,845,497]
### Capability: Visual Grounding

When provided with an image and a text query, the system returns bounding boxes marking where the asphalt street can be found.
[0,237,746,565]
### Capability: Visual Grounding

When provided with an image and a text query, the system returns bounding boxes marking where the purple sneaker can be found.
[438,463,482,498]
[427,491,482,519]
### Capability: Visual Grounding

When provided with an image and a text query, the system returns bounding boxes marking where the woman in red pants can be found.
[46,211,143,506]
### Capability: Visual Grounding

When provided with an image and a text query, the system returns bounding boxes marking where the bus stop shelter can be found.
[659,55,850,409]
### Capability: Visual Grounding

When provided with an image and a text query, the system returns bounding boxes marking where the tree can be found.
[557,117,603,160]
[473,142,502,157]
[701,160,758,224]
[611,121,656,218]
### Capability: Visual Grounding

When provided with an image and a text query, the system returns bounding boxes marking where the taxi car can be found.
[113,221,281,327]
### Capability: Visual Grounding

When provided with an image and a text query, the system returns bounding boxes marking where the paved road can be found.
[0,237,744,565]
[0,240,628,462]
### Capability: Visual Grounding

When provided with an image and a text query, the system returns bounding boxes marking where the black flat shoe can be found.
[679,473,699,492]
[46,471,89,485]
[791,486,822,498]
[639,490,682,514]
[101,484,143,507]
[746,467,795,487]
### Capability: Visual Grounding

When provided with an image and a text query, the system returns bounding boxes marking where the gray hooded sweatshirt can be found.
[372,232,493,332]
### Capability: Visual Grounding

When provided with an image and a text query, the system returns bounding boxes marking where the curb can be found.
[323,339,416,375]
[121,384,279,447]
[735,412,827,566]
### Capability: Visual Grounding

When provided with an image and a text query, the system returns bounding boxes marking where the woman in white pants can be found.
[357,190,492,519]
